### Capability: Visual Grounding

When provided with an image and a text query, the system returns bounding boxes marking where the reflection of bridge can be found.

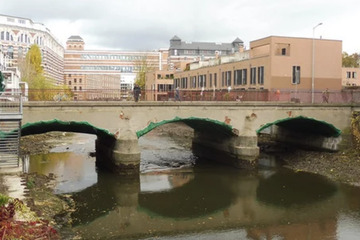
[70,168,348,239]
[22,101,354,174]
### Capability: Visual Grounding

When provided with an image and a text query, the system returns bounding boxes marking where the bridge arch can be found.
[256,116,342,151]
[256,116,341,137]
[21,119,115,139]
[136,116,237,138]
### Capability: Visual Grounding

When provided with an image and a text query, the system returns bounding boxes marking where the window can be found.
[292,66,301,84]
[346,72,351,78]
[181,77,188,88]
[68,81,71,85]
[281,48,286,55]
[221,72,225,86]
[242,69,247,85]
[74,78,77,83]
[198,75,206,88]
[250,67,256,85]
[7,46,14,59]
[74,86,77,91]
[191,76,196,88]
[234,70,242,85]
[258,66,264,85]
[79,78,82,83]
[352,72,357,79]
[226,71,231,86]
[214,73,217,87]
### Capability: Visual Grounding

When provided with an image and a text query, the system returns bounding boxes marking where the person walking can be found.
[322,88,329,103]
[133,84,141,102]
[174,87,181,101]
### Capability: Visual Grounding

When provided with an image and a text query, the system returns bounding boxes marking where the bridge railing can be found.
[24,88,360,104]
[0,93,22,117]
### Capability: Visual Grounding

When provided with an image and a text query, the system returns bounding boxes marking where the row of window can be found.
[80,66,133,72]
[346,71,358,79]
[174,66,265,89]
[81,54,145,61]
[1,31,44,45]
[174,65,301,89]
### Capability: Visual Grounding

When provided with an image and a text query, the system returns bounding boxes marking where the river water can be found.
[23,132,360,240]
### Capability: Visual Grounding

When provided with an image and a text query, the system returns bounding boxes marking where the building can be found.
[173,36,342,102]
[0,14,64,84]
[64,36,168,100]
[168,35,244,71]
[342,67,359,86]
[145,70,175,101]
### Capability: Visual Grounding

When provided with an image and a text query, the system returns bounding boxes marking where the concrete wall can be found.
[22,102,353,136]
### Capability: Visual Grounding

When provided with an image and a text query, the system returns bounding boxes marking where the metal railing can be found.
[21,88,360,104]
[0,93,22,168]
[0,121,21,167]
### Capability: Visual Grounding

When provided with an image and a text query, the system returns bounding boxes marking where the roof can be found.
[67,35,84,42]
[169,36,243,51]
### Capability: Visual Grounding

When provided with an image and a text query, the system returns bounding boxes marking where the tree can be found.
[342,52,360,67]
[18,44,69,100]
[134,56,154,89]
[26,44,43,74]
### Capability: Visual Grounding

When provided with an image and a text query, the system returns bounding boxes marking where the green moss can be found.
[0,193,9,206]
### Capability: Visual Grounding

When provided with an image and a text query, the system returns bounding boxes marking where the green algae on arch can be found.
[256,116,341,138]
[136,116,235,138]
[21,119,115,139]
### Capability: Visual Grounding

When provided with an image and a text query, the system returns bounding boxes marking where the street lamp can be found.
[311,22,323,103]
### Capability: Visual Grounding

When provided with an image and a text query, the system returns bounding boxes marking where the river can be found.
[23,132,360,240]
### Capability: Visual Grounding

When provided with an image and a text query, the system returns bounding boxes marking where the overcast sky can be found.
[2,0,359,53]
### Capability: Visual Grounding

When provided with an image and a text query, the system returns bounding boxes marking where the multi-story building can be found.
[64,35,168,100]
[172,36,342,102]
[0,14,64,84]
[168,35,244,71]
[145,70,175,101]
[342,67,359,86]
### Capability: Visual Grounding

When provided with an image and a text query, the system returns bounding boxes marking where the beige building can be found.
[342,67,359,86]
[64,36,168,100]
[172,36,342,101]
[145,70,175,101]
[0,14,64,84]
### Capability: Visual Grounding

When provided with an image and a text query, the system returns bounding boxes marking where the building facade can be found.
[64,36,168,100]
[145,70,175,101]
[0,14,64,84]
[172,36,342,101]
[342,67,359,86]
[168,35,244,71]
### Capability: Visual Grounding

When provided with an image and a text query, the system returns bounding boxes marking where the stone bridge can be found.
[22,101,356,174]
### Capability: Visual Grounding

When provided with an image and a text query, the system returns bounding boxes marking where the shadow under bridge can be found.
[256,116,342,151]
[137,116,258,168]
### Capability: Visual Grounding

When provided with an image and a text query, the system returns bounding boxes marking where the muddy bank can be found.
[20,132,75,155]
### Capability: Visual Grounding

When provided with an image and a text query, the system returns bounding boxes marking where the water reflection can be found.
[23,152,97,194]
[22,133,360,239]
[257,169,337,207]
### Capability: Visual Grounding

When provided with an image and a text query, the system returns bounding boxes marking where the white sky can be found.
[2,0,359,53]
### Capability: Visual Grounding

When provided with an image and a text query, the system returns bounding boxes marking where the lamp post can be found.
[311,22,323,103]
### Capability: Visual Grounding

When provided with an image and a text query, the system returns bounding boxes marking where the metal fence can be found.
[0,121,21,167]
[0,93,22,168]
[20,88,360,104]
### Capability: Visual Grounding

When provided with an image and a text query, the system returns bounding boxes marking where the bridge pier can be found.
[192,131,259,168]
[96,128,140,175]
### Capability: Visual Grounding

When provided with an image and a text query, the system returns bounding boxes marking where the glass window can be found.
[292,66,301,84]
[258,66,264,85]
[250,67,256,85]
